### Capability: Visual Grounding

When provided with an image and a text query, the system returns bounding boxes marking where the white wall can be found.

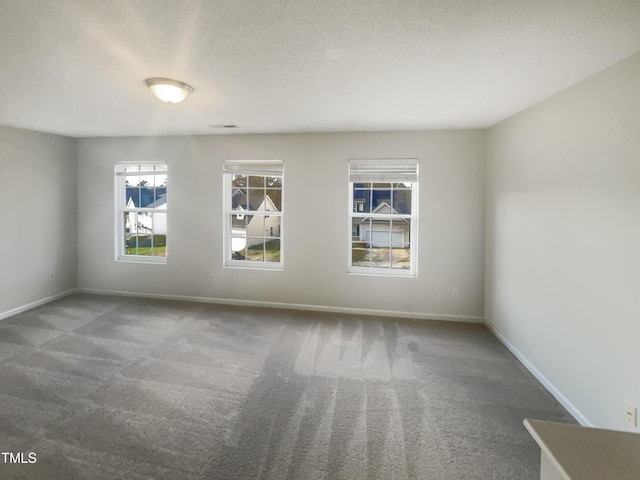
[485,51,640,430]
[0,126,77,316]
[77,131,485,320]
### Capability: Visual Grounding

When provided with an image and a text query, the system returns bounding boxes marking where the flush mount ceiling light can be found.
[145,78,193,103]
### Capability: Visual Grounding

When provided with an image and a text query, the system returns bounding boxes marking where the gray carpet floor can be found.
[0,294,574,479]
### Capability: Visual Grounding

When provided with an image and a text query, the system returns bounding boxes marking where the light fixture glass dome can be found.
[145,78,193,103]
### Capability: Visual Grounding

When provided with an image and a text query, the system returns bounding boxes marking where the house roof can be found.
[232,191,280,212]
[126,187,166,208]
[231,194,279,227]
[147,193,167,209]
[353,184,411,215]
[231,191,257,211]
[358,201,410,224]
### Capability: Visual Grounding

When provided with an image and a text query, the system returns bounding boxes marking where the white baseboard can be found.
[0,288,78,321]
[485,319,592,427]
[78,287,484,323]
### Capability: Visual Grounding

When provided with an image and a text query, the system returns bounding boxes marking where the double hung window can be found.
[115,163,167,263]
[348,159,418,276]
[223,161,283,269]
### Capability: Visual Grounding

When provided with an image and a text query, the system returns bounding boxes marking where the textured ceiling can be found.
[1,0,640,138]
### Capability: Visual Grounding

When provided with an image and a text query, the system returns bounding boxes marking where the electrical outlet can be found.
[451,288,459,298]
[209,274,216,284]
[624,401,637,427]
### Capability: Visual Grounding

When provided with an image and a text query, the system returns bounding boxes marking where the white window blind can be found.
[223,160,283,176]
[115,163,167,175]
[349,158,418,183]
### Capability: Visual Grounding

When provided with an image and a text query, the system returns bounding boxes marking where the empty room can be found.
[1,1,639,479]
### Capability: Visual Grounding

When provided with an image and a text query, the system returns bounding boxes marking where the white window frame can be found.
[348,158,418,277]
[223,160,284,271]
[114,163,168,264]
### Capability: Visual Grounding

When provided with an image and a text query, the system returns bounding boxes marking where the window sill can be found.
[348,269,416,278]
[224,262,283,272]
[116,256,167,265]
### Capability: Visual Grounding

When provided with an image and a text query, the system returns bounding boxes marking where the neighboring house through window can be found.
[223,160,283,269]
[348,158,418,276]
[115,163,167,263]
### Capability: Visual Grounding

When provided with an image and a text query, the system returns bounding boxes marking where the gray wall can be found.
[0,126,77,316]
[77,131,486,320]
[485,51,640,430]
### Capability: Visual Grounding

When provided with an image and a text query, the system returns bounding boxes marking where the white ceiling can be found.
[1,0,640,138]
